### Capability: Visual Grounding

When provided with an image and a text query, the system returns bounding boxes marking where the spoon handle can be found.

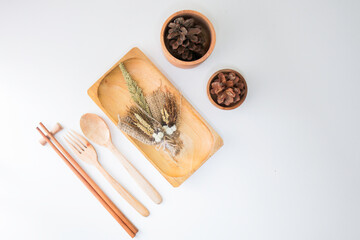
[97,164,150,217]
[108,143,163,204]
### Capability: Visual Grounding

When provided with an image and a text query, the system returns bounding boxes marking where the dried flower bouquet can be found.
[117,63,183,158]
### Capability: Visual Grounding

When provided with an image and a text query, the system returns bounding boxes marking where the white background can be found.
[1,0,360,239]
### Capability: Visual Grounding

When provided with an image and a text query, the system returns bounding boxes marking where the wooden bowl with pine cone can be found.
[161,10,216,68]
[207,69,248,110]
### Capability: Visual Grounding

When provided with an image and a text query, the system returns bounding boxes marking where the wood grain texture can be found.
[88,47,223,187]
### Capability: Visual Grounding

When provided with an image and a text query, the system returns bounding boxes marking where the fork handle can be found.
[107,143,162,204]
[97,164,150,217]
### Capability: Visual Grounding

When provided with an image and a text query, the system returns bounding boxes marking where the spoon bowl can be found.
[80,113,111,146]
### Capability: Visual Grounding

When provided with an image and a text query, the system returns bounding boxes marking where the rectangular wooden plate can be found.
[88,47,223,187]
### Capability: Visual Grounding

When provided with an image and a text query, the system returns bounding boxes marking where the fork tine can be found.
[66,133,85,151]
[65,134,84,152]
[68,132,86,148]
[64,136,82,154]
[70,130,89,147]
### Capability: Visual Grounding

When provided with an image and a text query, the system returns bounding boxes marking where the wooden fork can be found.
[64,130,149,217]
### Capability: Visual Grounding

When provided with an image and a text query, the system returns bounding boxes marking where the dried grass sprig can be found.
[163,92,178,126]
[135,113,154,134]
[119,62,151,116]
[118,115,156,145]
[146,90,165,123]
[161,109,169,125]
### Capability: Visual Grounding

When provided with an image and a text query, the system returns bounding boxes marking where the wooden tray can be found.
[88,47,223,187]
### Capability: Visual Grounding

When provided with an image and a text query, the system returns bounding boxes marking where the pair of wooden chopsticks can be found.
[37,122,137,238]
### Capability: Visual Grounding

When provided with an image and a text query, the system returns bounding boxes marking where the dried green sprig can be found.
[119,62,151,116]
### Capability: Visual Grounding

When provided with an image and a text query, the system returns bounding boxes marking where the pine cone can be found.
[167,17,206,61]
[210,72,246,106]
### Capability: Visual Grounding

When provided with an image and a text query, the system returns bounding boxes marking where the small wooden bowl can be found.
[207,69,248,110]
[161,10,216,69]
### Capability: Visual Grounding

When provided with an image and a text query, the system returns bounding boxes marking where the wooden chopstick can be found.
[36,125,137,237]
[37,123,138,237]
[39,123,138,234]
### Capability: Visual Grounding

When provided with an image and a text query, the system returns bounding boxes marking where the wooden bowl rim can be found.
[207,69,248,110]
[160,10,216,66]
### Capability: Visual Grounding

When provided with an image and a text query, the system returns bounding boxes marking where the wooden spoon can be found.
[80,113,162,204]
[64,131,149,217]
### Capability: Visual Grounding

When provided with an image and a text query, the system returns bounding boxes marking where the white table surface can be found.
[1,0,360,239]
